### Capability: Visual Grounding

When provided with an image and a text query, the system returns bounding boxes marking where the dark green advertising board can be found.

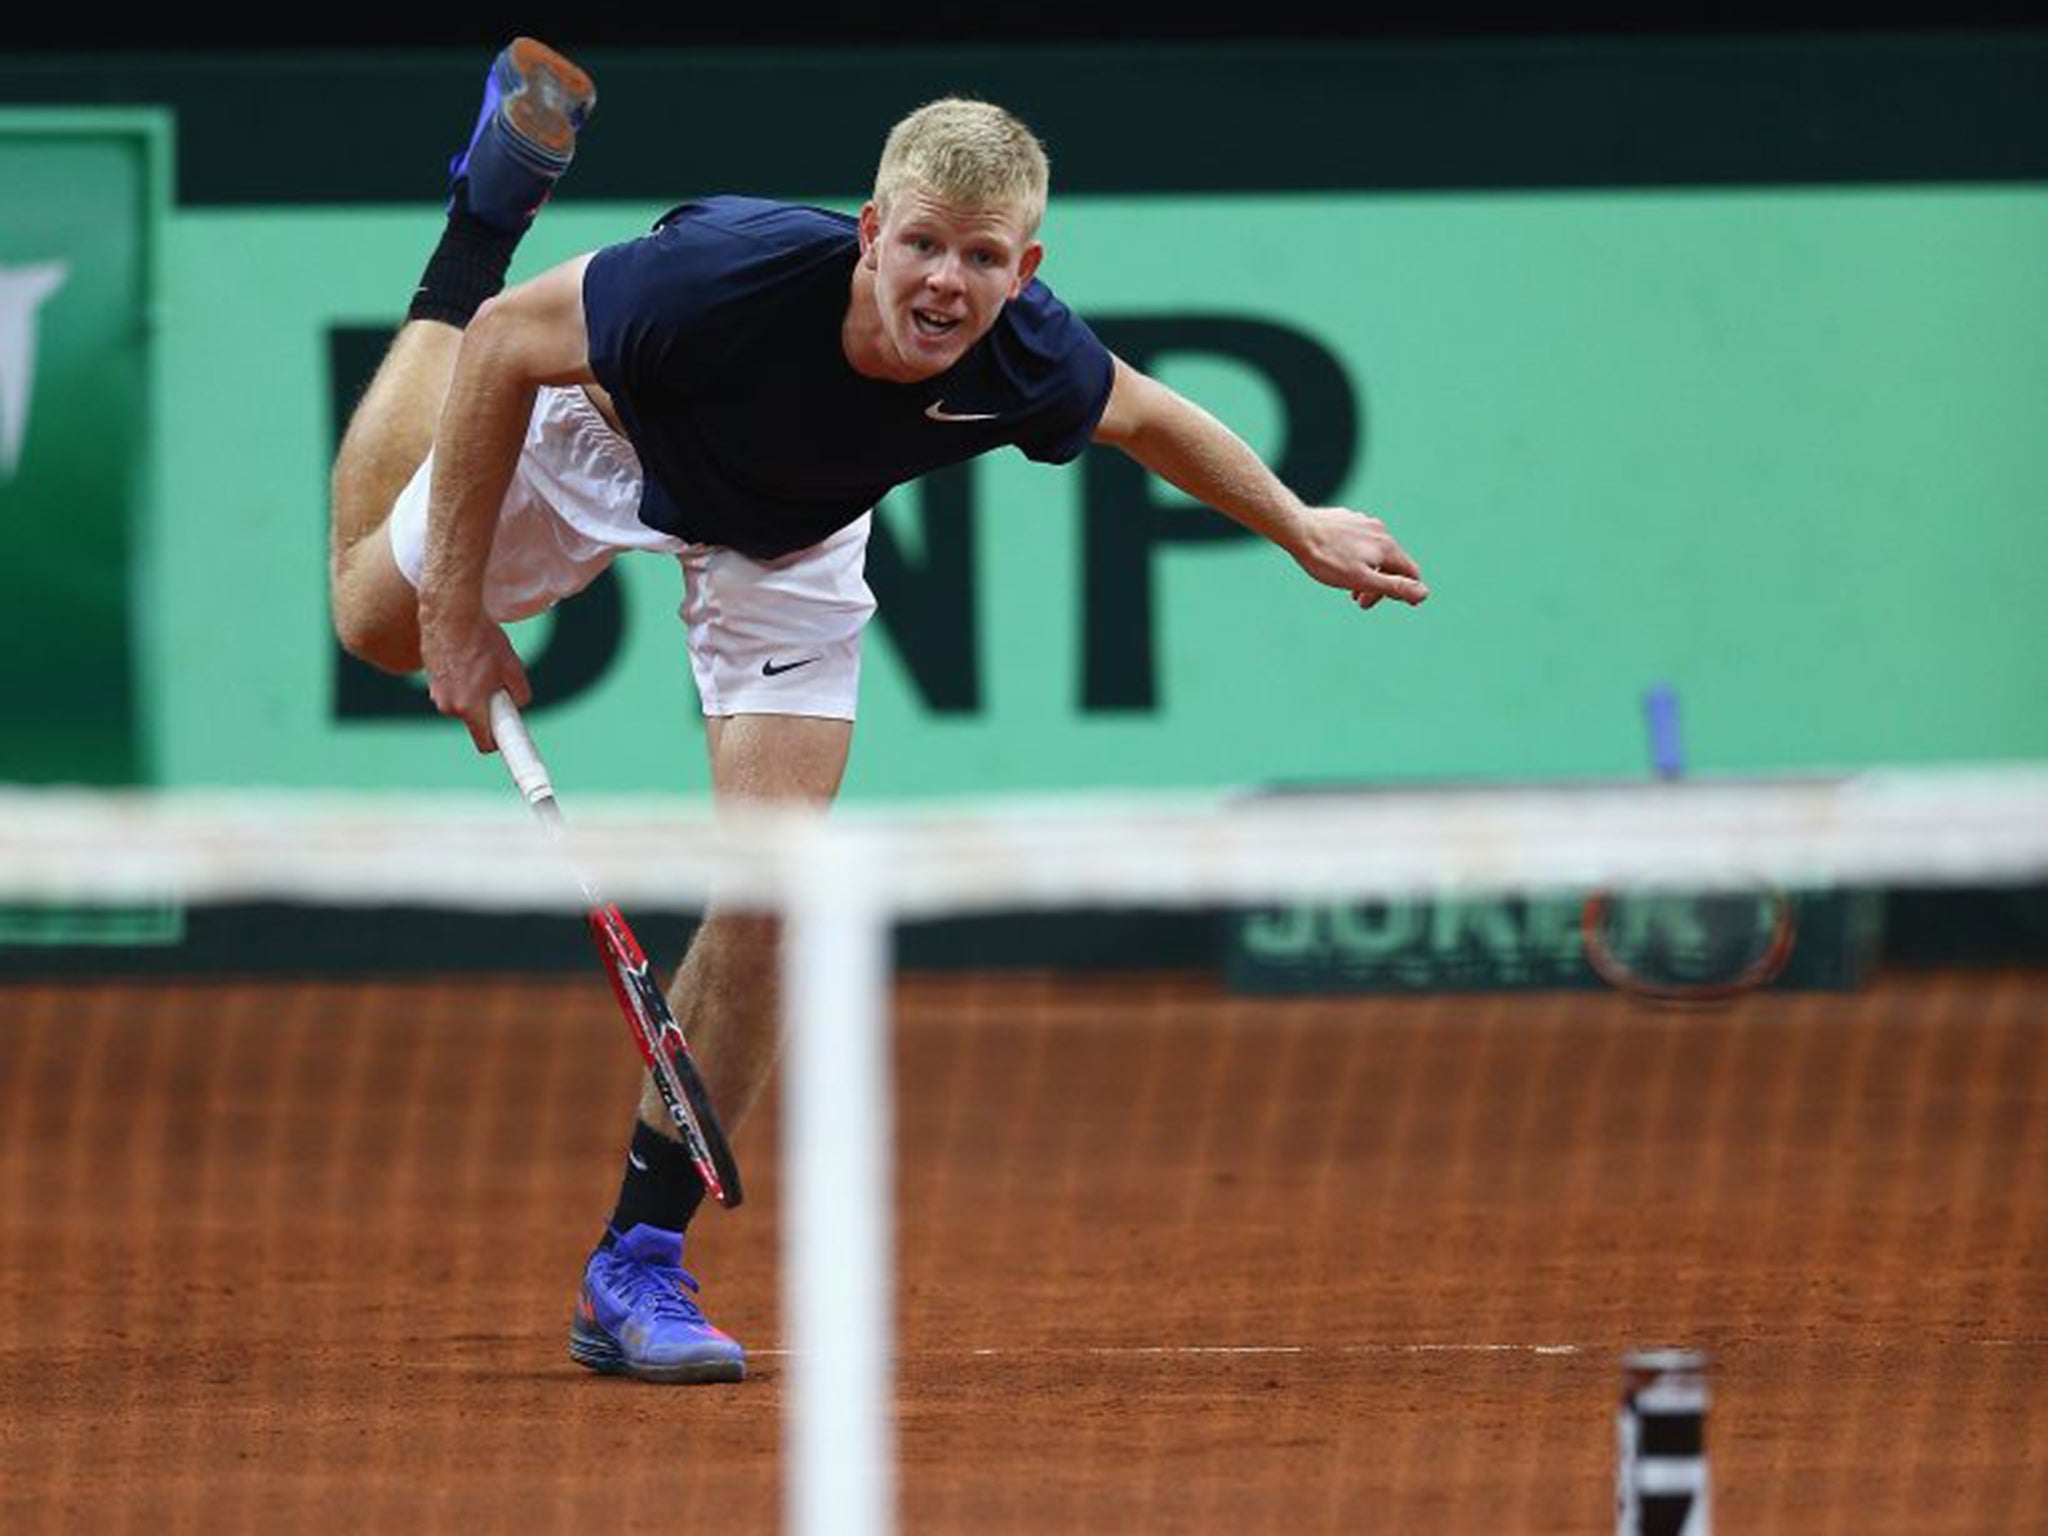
[0,111,168,784]
[1226,889,1884,994]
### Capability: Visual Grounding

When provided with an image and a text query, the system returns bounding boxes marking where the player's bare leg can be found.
[327,37,595,676]
[329,323,460,672]
[646,713,856,1131]
[577,713,851,1384]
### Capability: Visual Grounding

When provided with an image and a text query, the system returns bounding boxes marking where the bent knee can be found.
[333,602,423,674]
[331,537,423,674]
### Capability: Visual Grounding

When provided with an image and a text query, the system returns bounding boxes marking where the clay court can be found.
[1,967,2041,1533]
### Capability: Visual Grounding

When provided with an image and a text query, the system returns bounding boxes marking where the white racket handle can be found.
[488,691,555,807]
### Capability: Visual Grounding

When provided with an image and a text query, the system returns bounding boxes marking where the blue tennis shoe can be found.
[571,1224,746,1384]
[449,37,596,231]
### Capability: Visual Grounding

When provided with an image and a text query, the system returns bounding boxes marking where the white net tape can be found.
[6,764,2048,916]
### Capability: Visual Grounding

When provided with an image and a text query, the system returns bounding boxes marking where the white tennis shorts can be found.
[386,385,874,720]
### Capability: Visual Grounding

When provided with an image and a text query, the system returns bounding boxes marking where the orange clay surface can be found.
[1,970,2043,1533]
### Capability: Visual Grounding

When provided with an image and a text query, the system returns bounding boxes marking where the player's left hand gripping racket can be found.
[488,690,743,1209]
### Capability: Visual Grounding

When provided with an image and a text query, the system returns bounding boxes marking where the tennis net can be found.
[2,767,2046,1535]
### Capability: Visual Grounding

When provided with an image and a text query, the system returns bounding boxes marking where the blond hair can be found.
[872,98,1049,238]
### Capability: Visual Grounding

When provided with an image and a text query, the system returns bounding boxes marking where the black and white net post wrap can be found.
[1616,1348,1711,1536]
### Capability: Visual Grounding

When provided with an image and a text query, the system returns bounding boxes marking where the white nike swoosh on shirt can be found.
[925,401,1000,423]
[628,1151,649,1172]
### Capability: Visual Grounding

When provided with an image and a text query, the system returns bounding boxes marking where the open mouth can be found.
[912,308,962,338]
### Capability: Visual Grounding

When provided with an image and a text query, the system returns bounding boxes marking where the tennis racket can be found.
[1581,686,1798,1003]
[489,690,743,1208]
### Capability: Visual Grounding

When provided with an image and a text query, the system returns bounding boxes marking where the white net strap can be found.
[5,766,2048,915]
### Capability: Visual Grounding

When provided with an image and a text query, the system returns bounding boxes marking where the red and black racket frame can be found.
[588,902,745,1209]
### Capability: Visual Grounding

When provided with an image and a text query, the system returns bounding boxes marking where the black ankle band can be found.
[406,187,523,328]
[607,1118,709,1237]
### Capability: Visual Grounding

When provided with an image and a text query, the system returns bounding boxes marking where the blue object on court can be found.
[448,38,596,232]
[1643,684,1686,782]
[570,1223,746,1384]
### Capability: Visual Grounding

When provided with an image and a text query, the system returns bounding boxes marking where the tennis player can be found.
[329,38,1428,1385]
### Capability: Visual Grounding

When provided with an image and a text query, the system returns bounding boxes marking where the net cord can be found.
[5,767,2047,916]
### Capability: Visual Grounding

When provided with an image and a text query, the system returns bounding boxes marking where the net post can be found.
[781,824,895,1536]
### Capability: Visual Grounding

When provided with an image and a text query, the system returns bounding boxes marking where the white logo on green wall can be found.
[0,261,69,480]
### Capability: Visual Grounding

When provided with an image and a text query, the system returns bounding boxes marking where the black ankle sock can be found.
[606,1119,709,1239]
[406,183,523,327]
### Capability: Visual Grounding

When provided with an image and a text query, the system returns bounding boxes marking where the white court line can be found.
[752,1343,1585,1360]
[1083,1346,1305,1357]
[1402,1343,1583,1356]
[757,1338,2039,1360]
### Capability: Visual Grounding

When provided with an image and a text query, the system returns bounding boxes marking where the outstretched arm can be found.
[1090,356,1428,610]
[420,253,600,750]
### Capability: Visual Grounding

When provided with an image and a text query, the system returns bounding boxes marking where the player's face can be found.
[858,189,1043,381]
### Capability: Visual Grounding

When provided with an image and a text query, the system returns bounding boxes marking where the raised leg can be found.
[326,36,596,677]
[328,321,461,673]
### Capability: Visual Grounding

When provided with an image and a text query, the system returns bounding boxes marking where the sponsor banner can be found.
[1227,890,1882,995]
[138,186,2048,796]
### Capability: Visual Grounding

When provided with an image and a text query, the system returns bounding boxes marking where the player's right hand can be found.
[421,608,532,753]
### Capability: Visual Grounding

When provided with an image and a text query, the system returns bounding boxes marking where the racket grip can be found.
[489,690,555,806]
